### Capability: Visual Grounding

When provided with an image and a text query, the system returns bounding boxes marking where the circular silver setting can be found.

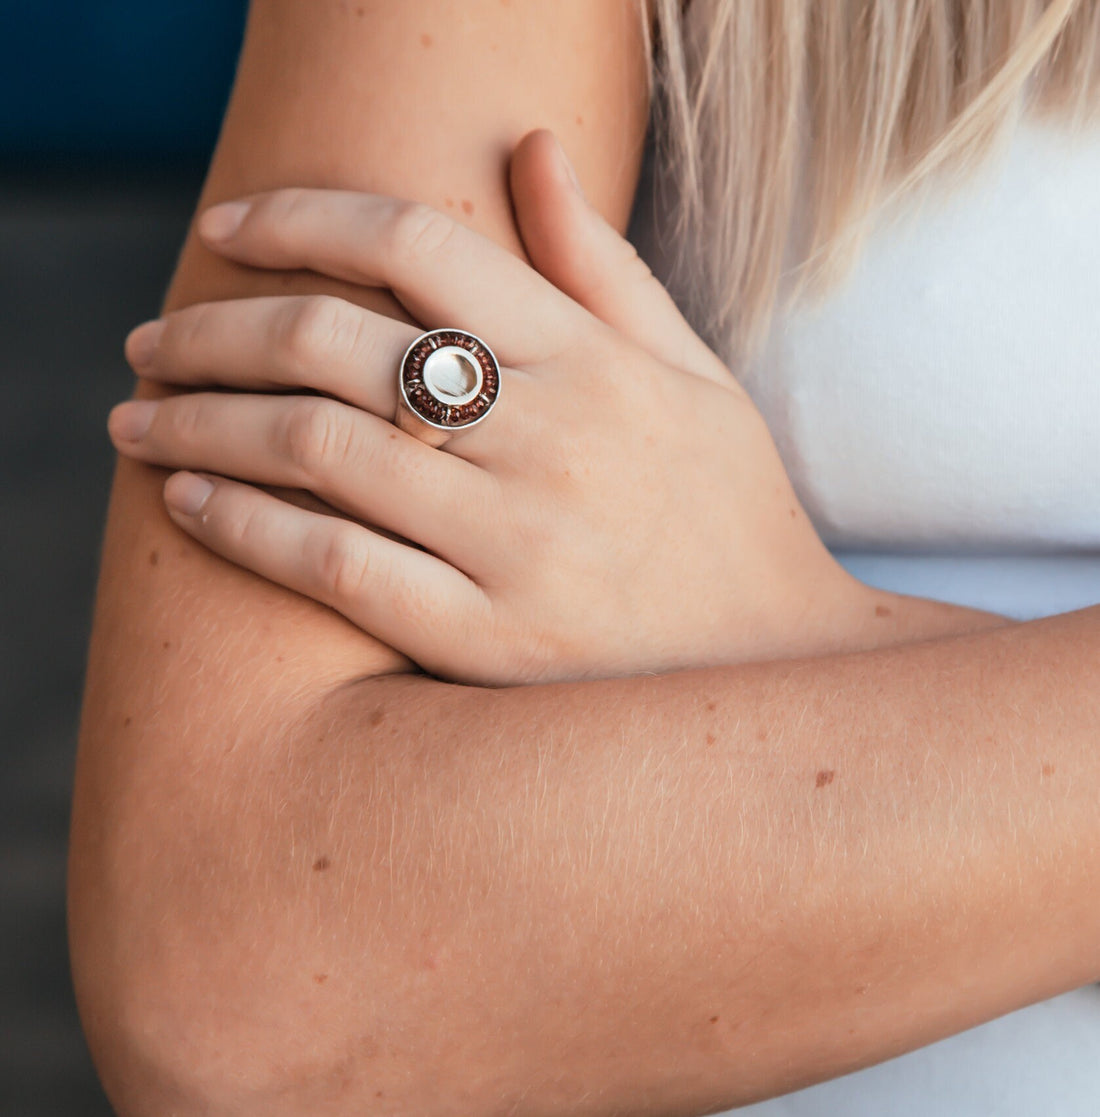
[399,328,501,432]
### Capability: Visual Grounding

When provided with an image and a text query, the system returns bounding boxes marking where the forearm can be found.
[835,582,1009,649]
[119,603,1099,1114]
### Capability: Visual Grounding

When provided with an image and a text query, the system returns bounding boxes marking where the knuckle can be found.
[224,501,260,551]
[283,397,354,480]
[316,526,371,601]
[160,303,209,361]
[258,187,310,244]
[387,200,455,267]
[281,295,350,373]
[160,394,207,445]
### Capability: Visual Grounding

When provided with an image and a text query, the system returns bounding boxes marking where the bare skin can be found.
[68,2,1098,1115]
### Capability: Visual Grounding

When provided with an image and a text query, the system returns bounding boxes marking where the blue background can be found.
[0,1,246,156]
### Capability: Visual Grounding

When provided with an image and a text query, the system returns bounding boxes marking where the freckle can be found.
[375,1092,384,1099]
[789,508,796,519]
[148,549,159,566]
[756,727,768,742]
[461,199,475,216]
[313,973,328,984]
[355,5,364,14]
[368,707,386,727]
[575,113,585,126]
[424,954,438,970]
[855,984,868,995]
[276,655,284,663]
[709,1015,719,1024]
[444,197,455,208]
[815,769,835,789]
[162,640,171,650]
[705,700,717,712]
[123,715,132,728]
[705,732,717,747]
[875,604,893,619]
[420,32,433,47]
[1042,763,1056,777]
[313,856,331,872]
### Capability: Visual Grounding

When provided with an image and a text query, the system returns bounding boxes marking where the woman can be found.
[71,0,1100,1113]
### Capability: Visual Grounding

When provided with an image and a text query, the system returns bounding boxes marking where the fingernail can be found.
[554,136,585,200]
[199,201,250,242]
[108,400,158,442]
[125,319,165,368]
[164,471,215,516]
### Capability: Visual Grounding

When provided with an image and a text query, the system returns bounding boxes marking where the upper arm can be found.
[79,0,652,752]
[92,0,652,715]
[71,0,650,1104]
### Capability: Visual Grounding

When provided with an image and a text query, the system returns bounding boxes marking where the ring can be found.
[396,328,501,447]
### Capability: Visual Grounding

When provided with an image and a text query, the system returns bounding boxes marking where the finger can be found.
[161,471,489,680]
[197,188,582,366]
[509,129,733,386]
[126,295,422,421]
[108,392,495,570]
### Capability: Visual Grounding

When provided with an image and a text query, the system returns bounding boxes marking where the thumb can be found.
[509,129,730,384]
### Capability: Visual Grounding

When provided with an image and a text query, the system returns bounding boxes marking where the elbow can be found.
[68,808,219,1116]
[67,721,361,1115]
[68,796,245,1113]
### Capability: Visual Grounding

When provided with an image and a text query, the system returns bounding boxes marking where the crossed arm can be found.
[69,2,1100,1115]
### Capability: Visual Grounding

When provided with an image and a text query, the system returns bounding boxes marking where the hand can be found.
[108,130,868,686]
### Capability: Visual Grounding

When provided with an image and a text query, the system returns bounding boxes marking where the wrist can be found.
[833,574,1013,654]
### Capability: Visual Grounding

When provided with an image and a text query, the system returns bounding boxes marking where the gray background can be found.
[1,165,203,1115]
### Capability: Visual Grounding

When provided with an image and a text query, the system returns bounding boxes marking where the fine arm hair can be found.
[69,1,1100,1115]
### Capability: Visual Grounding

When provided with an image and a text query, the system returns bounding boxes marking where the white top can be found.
[627,115,1100,1113]
[630,116,1100,619]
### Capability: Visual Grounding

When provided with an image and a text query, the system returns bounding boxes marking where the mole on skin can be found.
[462,199,475,216]
[313,856,332,872]
[815,769,836,789]
[313,973,328,984]
[1042,763,1056,777]
[420,32,433,47]
[874,604,893,619]
[705,732,717,747]
[148,549,159,566]
[709,1015,720,1024]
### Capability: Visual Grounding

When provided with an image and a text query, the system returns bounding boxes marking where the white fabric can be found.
[738,985,1100,1117]
[627,115,1100,1113]
[742,119,1100,563]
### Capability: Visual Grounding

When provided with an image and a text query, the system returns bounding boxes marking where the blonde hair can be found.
[641,0,1100,367]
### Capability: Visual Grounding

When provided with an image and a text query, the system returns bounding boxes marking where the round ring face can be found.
[399,329,500,431]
